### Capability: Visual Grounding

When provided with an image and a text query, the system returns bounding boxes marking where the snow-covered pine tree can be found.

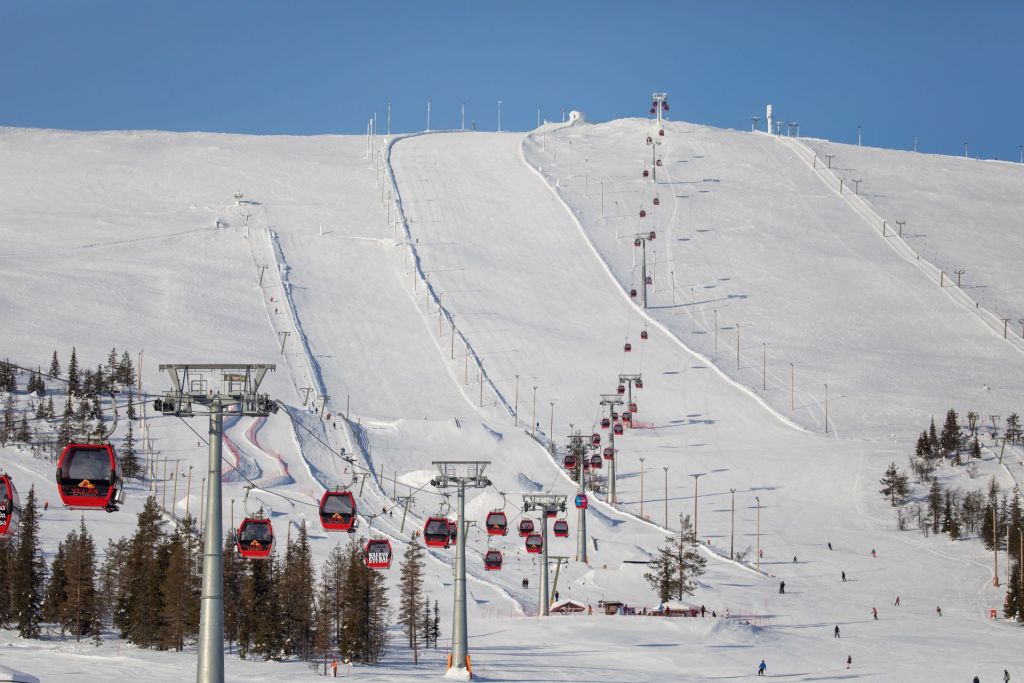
[939,409,960,456]
[644,514,706,601]
[121,422,140,480]
[222,530,242,653]
[928,416,940,454]
[12,486,45,638]
[879,462,909,506]
[67,347,80,396]
[62,518,99,641]
[398,538,425,661]
[431,599,441,648]
[119,350,136,387]
[927,479,944,534]
[0,533,13,626]
[971,434,982,459]
[49,350,61,379]
[1004,561,1022,622]
[1007,413,1023,445]
[280,521,315,659]
[116,496,166,647]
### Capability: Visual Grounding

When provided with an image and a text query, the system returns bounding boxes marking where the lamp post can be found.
[857,125,862,146]
[663,467,669,528]
[729,488,736,559]
[639,457,646,519]
[690,473,704,539]
[755,496,761,573]
[549,401,556,447]
[497,99,503,132]
[531,386,538,437]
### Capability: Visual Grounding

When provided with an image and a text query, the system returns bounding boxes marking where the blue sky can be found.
[1,1,1022,159]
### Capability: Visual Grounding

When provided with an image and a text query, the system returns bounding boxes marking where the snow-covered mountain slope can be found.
[1,123,1022,682]
[522,119,1024,440]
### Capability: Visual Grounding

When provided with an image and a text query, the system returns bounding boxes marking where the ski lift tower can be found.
[430,461,491,679]
[599,394,625,504]
[566,430,594,563]
[154,364,277,683]
[618,373,643,410]
[522,492,568,616]
[652,92,669,127]
[633,230,657,308]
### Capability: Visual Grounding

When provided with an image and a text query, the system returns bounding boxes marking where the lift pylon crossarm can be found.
[155,364,276,417]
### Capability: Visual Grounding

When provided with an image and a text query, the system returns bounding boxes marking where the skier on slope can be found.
[778,580,785,594]
[757,660,766,676]
[846,655,852,669]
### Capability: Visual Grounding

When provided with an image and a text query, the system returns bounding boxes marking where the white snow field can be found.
[0,121,1022,681]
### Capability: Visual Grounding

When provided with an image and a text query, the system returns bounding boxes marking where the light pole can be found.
[964,142,968,158]
[857,125,862,146]
[426,98,431,132]
[824,383,829,434]
[690,473,704,539]
[497,99,503,132]
[549,401,556,445]
[913,135,918,152]
[461,103,465,131]
[663,466,669,528]
[639,457,646,519]
[729,488,736,559]
[762,342,767,390]
[600,181,605,219]
[514,374,520,427]
[789,363,794,411]
[852,178,862,195]
[825,153,834,169]
[531,385,538,436]
[755,496,761,572]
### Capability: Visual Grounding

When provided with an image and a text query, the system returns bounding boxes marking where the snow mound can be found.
[567,110,588,124]
[0,665,40,683]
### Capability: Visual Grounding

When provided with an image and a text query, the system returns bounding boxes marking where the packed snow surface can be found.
[1,121,1022,681]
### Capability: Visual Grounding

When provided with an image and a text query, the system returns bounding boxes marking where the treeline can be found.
[1,349,141,477]
[0,493,443,666]
[879,408,1024,624]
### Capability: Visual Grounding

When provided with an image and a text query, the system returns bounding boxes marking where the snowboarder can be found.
[841,570,847,582]
[872,607,878,620]
[587,604,593,615]
[936,605,942,616]
[793,556,798,563]
[834,625,841,638]
[846,655,852,669]
[974,677,980,683]
[895,596,901,606]
[701,604,706,617]
[778,580,785,594]
[1003,669,1010,682]
[871,548,877,558]
[828,541,833,550]
[757,660,767,676]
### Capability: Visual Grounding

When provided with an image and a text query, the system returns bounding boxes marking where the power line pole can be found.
[430,461,491,677]
[522,493,567,616]
[155,363,277,683]
[663,467,669,528]
[639,457,646,520]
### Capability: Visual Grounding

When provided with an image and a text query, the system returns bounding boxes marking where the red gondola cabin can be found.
[614,423,624,436]
[365,538,392,569]
[624,343,632,352]
[563,454,577,470]
[630,289,638,299]
[56,443,121,511]
[486,510,508,536]
[518,518,535,537]
[603,447,614,460]
[659,129,665,137]
[601,417,611,429]
[553,519,569,537]
[237,517,274,559]
[0,474,21,539]
[319,490,357,532]
[525,534,543,554]
[629,402,638,413]
[484,549,503,571]
[617,384,625,395]
[424,517,452,548]
[639,210,646,218]
[575,493,589,509]
[653,197,660,206]
[591,454,603,469]
[642,169,649,178]
[641,329,649,340]
[636,378,644,389]
[591,433,601,447]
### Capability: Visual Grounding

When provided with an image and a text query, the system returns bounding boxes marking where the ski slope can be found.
[1,122,1022,681]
